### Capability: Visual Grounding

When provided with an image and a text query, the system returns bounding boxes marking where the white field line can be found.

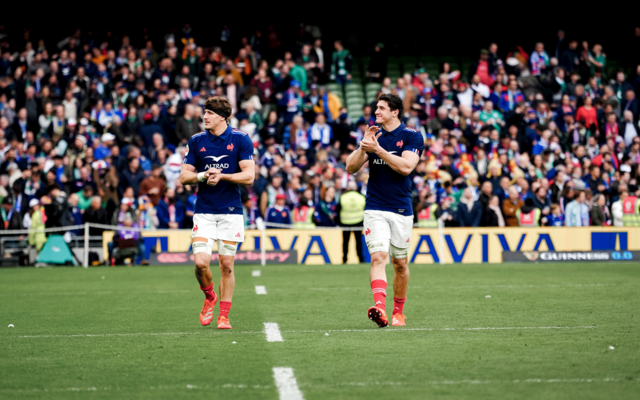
[273,367,304,400]
[255,285,267,295]
[264,322,284,342]
[252,270,261,277]
[1,377,636,393]
[14,325,596,339]
[1,283,632,297]
[309,283,637,290]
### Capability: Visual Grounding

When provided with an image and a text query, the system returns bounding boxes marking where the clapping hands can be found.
[359,125,382,154]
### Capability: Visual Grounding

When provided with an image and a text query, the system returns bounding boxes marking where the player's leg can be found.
[192,215,218,326]
[363,210,391,328]
[214,214,244,329]
[217,240,236,329]
[390,255,409,326]
[387,212,414,326]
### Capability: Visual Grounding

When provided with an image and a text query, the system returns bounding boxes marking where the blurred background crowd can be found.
[0,21,640,246]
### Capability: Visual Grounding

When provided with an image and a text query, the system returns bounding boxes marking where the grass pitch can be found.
[1,261,639,399]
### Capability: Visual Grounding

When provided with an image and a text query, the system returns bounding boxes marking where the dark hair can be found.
[378,93,404,120]
[204,96,232,119]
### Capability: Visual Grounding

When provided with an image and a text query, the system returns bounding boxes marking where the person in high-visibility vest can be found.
[292,196,316,229]
[337,181,366,263]
[621,193,640,227]
[516,198,541,227]
[417,193,438,228]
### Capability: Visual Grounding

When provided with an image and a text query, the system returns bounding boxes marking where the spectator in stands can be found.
[330,40,351,87]
[611,190,627,227]
[0,197,23,230]
[435,197,456,227]
[502,187,524,226]
[109,215,149,265]
[315,186,337,227]
[83,196,109,236]
[119,157,145,198]
[456,187,482,227]
[483,195,505,227]
[139,164,167,206]
[589,193,610,226]
[260,174,285,217]
[565,190,590,226]
[157,188,184,229]
[265,193,291,228]
[309,112,332,148]
[175,104,200,145]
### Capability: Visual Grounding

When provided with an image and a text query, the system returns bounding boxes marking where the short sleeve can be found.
[183,137,197,167]
[404,131,424,157]
[239,134,254,162]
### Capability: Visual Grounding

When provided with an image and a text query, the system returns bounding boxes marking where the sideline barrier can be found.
[101,226,640,265]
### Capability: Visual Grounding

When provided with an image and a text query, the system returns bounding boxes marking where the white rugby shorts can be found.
[363,210,413,254]
[192,214,245,243]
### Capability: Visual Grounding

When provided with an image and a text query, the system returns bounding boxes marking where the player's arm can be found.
[210,159,255,185]
[376,148,420,177]
[345,147,369,174]
[179,141,219,185]
[346,125,377,174]
[179,164,220,185]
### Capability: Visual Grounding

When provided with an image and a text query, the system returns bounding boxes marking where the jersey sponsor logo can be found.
[398,209,405,213]
[229,207,234,211]
[204,155,230,170]
[365,228,371,235]
[227,143,234,151]
[204,163,230,170]
[373,151,396,165]
[199,147,206,152]
[205,155,229,162]
[397,140,403,147]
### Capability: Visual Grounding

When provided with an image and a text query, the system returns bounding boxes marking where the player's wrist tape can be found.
[197,172,206,182]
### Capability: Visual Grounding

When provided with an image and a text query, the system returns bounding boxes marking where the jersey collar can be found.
[380,122,405,137]
[207,125,231,141]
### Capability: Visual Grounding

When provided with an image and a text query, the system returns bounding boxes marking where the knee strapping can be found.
[390,244,408,259]
[366,239,389,255]
[193,239,214,255]
[218,240,237,256]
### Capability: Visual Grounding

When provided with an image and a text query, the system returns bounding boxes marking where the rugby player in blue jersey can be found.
[346,93,424,327]
[180,97,255,329]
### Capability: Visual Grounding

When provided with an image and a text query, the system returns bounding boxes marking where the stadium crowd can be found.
[0,25,639,254]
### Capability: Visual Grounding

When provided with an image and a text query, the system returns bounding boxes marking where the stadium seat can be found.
[326,83,342,93]
[365,82,382,90]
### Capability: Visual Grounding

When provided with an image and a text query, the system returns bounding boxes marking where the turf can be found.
[0,262,639,399]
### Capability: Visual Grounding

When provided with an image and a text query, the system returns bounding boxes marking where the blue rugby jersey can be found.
[364,123,424,216]
[183,125,253,215]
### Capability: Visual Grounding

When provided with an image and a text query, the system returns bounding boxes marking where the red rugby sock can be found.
[371,280,387,311]
[201,284,215,302]
[219,301,232,319]
[393,297,406,315]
